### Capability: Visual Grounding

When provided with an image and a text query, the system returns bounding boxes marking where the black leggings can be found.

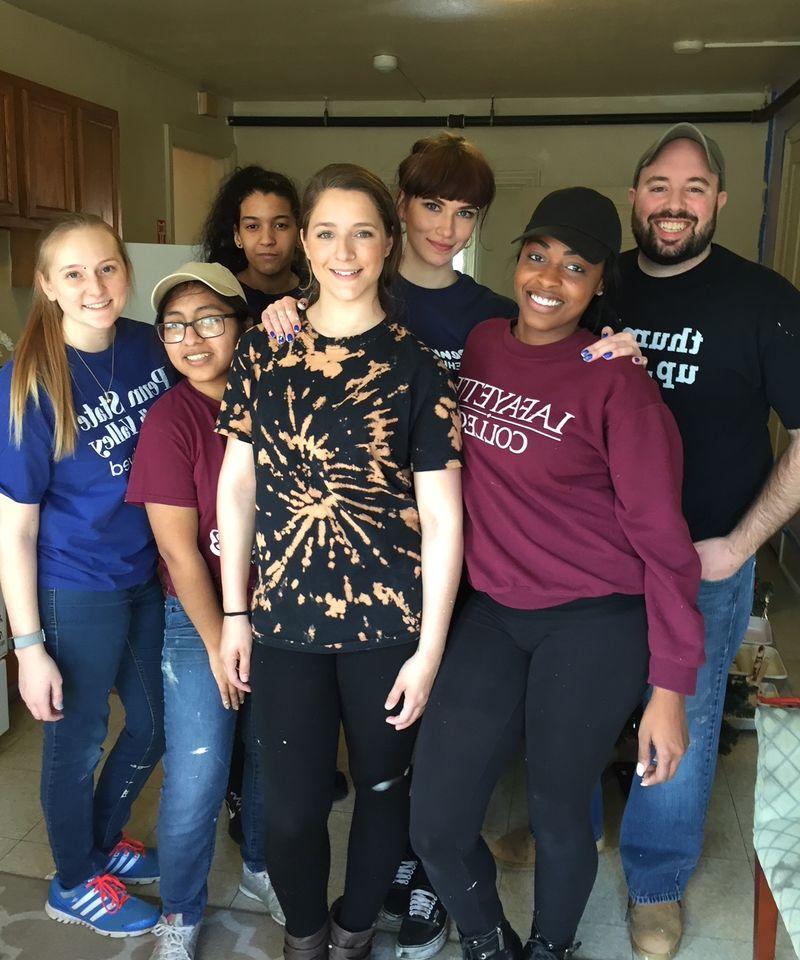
[250,642,419,937]
[410,592,649,947]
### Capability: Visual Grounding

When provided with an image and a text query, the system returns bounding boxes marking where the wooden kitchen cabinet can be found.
[0,74,20,217]
[0,70,120,235]
[76,102,121,232]
[18,80,77,221]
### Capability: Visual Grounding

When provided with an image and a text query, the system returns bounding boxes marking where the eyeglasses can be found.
[155,314,238,344]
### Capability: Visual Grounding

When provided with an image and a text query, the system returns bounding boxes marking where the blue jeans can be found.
[38,576,165,890]
[158,597,266,923]
[620,556,756,903]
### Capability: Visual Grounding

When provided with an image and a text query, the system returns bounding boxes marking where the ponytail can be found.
[9,213,131,461]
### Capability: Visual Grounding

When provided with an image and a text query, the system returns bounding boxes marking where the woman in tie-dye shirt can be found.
[215,163,463,960]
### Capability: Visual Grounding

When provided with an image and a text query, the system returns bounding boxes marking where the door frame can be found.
[163,124,236,244]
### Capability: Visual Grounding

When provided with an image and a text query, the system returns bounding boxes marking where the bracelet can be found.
[10,628,46,651]
[223,611,250,618]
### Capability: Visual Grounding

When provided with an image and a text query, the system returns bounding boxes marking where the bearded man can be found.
[618,123,800,960]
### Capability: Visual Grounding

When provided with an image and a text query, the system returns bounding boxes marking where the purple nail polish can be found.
[633,356,642,364]
[286,334,293,342]
[294,324,300,332]
[603,351,613,360]
[582,354,592,362]
[278,335,284,344]
[601,331,609,338]
[581,349,592,358]
[269,330,276,339]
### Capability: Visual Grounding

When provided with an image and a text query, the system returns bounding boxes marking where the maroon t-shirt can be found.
[459,319,705,696]
[127,378,244,598]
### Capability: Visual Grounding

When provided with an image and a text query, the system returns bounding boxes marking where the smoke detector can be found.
[373,54,399,73]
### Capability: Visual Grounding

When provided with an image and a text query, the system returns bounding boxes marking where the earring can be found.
[235,239,243,248]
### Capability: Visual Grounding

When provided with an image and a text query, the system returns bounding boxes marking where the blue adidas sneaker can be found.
[45,873,159,937]
[105,835,159,884]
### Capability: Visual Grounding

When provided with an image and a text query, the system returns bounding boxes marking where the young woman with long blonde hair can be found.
[0,213,172,938]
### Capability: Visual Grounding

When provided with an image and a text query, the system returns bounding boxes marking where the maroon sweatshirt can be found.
[459,319,705,695]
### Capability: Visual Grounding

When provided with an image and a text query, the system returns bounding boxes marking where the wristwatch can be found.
[8,628,46,651]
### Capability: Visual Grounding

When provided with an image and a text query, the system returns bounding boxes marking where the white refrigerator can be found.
[124,242,195,325]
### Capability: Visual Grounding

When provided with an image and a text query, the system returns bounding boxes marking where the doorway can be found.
[171,146,227,246]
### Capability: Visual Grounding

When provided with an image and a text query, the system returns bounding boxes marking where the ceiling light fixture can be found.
[674,38,800,54]
[373,54,399,73]
[372,52,426,101]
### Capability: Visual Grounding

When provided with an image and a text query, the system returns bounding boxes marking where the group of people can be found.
[0,122,799,960]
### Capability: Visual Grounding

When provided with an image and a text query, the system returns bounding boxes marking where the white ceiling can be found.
[7,0,800,102]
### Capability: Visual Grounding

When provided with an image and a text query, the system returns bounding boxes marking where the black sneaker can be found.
[396,885,449,959]
[225,790,243,845]
[377,859,418,932]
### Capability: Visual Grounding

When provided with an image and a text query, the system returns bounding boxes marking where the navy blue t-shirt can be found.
[241,281,304,320]
[393,273,517,373]
[0,317,172,589]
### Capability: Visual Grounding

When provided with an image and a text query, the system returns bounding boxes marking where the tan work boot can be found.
[488,827,605,870]
[628,901,682,959]
[488,827,536,869]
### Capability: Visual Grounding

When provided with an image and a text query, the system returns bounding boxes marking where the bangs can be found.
[398,134,495,210]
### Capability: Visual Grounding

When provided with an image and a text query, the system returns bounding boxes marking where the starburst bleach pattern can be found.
[217,321,461,652]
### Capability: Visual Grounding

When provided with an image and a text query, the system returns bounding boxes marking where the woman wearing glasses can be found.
[127,263,284,960]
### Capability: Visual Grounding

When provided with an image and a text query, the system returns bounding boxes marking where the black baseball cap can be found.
[633,122,726,190]
[512,187,622,264]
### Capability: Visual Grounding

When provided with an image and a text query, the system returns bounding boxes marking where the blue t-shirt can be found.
[393,273,517,373]
[0,317,172,590]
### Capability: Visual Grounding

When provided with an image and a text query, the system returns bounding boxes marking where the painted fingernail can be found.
[633,356,642,364]
[269,330,276,339]
[601,331,609,338]
[581,349,592,359]
[636,762,646,777]
[286,334,294,342]
[294,324,300,332]
[277,335,284,344]
[603,351,613,360]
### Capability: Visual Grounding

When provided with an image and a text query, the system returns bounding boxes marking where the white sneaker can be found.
[149,914,200,960]
[239,864,286,926]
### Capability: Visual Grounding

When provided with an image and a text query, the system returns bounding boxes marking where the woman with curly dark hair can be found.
[201,166,303,317]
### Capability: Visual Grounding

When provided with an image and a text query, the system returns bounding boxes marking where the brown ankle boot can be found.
[283,921,329,960]
[328,903,374,960]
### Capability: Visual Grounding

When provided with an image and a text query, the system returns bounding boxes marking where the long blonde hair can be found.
[9,214,132,460]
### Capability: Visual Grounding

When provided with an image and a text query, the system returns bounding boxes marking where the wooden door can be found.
[0,75,20,216]
[18,82,76,220]
[76,103,120,233]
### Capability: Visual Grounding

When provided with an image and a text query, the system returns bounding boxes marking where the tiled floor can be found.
[1,546,799,959]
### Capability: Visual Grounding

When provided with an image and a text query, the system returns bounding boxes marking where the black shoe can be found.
[225,790,244,845]
[396,885,449,959]
[377,859,418,932]
[522,925,580,960]
[461,920,522,960]
[334,769,349,802]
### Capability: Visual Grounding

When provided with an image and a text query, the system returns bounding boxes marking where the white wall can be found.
[233,94,769,299]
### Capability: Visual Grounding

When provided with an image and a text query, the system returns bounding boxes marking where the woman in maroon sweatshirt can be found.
[410,188,705,960]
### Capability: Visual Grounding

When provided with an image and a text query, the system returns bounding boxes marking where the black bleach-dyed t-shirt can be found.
[216,319,462,653]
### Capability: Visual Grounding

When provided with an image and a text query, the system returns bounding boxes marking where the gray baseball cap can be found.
[633,123,726,190]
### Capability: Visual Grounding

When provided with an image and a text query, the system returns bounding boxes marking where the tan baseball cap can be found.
[633,123,726,190]
[151,262,247,312]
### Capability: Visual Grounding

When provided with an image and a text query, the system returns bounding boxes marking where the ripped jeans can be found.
[250,641,419,938]
[158,596,266,923]
[38,576,165,889]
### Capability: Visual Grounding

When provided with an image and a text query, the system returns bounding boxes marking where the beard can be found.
[631,206,717,266]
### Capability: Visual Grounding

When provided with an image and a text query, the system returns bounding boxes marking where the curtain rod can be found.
[228,78,800,129]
